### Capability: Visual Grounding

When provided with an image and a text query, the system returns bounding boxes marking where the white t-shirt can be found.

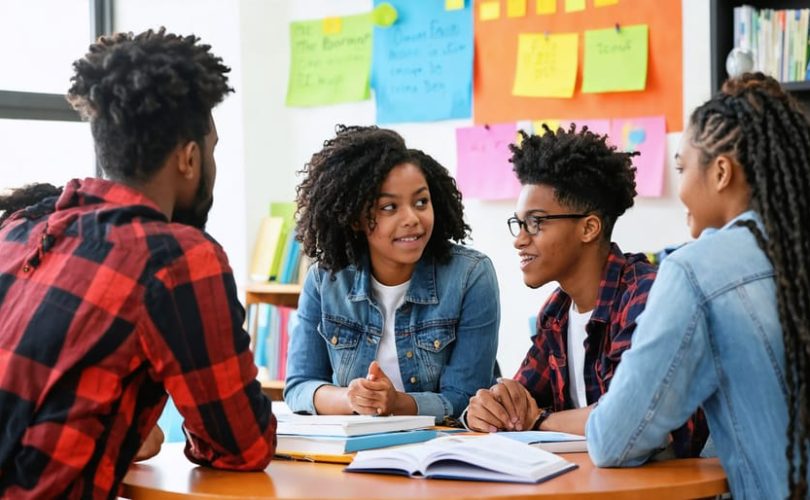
[567,302,593,409]
[370,276,409,392]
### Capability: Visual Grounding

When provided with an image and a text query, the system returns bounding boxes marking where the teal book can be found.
[277,429,438,456]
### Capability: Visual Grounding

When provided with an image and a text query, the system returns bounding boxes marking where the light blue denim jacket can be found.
[284,244,500,422]
[586,211,791,499]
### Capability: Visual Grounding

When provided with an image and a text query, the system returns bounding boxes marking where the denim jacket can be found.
[586,211,792,499]
[284,244,500,421]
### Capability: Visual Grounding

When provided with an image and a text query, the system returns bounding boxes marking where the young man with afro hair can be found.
[464,125,708,459]
[0,29,275,498]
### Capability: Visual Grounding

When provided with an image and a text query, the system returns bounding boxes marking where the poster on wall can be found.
[371,0,474,124]
[473,0,682,131]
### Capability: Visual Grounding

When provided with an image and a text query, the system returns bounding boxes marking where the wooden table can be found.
[121,443,728,499]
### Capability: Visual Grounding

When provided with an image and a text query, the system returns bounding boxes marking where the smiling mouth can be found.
[394,234,423,243]
[519,255,536,266]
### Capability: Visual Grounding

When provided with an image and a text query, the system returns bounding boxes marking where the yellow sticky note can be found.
[594,0,618,5]
[507,0,527,17]
[565,0,585,12]
[445,0,464,10]
[512,32,579,98]
[536,0,556,15]
[480,1,501,21]
[532,119,561,134]
[322,17,342,34]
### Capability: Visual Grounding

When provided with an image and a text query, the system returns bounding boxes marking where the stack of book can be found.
[734,6,810,83]
[275,414,438,463]
[249,202,306,284]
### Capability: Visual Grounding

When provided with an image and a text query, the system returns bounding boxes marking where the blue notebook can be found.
[277,429,438,456]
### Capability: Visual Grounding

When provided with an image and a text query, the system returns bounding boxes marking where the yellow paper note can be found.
[565,0,585,12]
[532,119,561,134]
[445,0,465,11]
[480,1,501,21]
[594,0,618,5]
[322,17,342,34]
[536,0,556,14]
[512,33,578,98]
[507,0,527,17]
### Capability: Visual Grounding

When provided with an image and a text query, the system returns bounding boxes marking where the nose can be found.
[401,205,419,227]
[513,228,529,249]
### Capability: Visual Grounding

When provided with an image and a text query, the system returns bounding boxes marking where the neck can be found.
[559,242,611,313]
[118,174,175,221]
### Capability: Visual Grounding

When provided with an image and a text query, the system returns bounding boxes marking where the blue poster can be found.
[372,0,473,124]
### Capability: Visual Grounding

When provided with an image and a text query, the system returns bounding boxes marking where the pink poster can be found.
[609,116,666,197]
[455,123,522,200]
[569,119,610,137]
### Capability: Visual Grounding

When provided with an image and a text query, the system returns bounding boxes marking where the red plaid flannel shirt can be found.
[0,178,276,499]
[514,244,708,458]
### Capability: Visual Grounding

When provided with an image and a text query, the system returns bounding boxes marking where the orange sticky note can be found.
[536,0,556,15]
[507,0,527,17]
[445,0,464,10]
[594,0,618,5]
[322,17,342,34]
[480,1,501,21]
[565,0,585,12]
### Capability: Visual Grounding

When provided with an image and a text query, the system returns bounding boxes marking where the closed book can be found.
[276,414,435,437]
[277,429,438,456]
[345,434,578,484]
[498,431,588,453]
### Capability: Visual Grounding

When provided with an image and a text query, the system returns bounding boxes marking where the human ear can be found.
[713,155,734,192]
[581,214,602,244]
[177,141,201,180]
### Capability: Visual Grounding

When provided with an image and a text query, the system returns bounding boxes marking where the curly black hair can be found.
[509,124,638,240]
[0,183,63,227]
[67,27,232,181]
[296,125,470,272]
[688,72,810,499]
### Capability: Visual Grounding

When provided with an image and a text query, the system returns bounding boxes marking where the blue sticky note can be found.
[371,0,473,124]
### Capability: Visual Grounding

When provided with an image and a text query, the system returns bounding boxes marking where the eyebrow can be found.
[378,186,429,199]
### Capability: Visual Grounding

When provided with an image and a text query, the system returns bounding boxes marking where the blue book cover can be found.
[277,429,438,456]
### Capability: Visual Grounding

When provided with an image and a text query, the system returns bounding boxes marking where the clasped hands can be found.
[346,361,400,415]
[466,378,541,433]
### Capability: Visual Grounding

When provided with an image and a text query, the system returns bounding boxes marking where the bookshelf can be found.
[710,0,810,108]
[246,282,301,400]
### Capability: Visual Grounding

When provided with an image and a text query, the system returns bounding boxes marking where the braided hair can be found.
[688,72,810,499]
[295,125,470,272]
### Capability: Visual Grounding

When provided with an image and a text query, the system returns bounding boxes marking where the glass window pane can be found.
[0,0,91,93]
[0,119,95,191]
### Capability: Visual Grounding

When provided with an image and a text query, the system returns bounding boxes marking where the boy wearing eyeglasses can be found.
[464,125,707,459]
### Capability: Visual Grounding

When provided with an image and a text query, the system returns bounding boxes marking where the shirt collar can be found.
[349,252,439,305]
[55,177,166,219]
[699,209,764,238]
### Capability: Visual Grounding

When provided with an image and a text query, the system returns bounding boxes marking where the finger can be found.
[470,391,512,430]
[502,381,529,430]
[491,385,518,429]
[367,361,388,382]
[357,378,392,392]
[468,403,510,432]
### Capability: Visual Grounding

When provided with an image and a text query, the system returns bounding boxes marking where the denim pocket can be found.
[318,318,363,385]
[414,326,456,388]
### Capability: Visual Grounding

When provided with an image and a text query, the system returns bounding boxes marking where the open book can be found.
[498,431,587,453]
[345,434,578,483]
[276,414,435,437]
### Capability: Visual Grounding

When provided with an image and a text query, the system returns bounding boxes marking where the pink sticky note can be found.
[455,123,521,200]
[609,116,666,197]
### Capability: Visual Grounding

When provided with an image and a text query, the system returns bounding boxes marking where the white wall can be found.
[113,0,712,377]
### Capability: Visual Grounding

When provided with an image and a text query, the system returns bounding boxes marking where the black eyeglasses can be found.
[507,213,589,237]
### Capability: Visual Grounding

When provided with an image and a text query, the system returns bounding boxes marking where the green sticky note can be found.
[286,13,373,106]
[582,24,648,93]
[372,2,398,27]
[564,0,585,12]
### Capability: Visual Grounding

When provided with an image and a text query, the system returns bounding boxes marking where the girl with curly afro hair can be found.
[465,124,708,460]
[285,125,500,423]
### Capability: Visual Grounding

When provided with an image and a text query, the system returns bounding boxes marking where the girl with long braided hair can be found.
[586,72,810,499]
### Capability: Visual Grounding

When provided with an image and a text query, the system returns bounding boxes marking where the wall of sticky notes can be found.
[474,0,683,130]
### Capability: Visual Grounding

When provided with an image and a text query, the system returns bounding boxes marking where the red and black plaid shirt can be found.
[514,244,708,458]
[0,178,276,499]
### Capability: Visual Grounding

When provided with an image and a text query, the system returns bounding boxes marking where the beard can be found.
[172,160,213,230]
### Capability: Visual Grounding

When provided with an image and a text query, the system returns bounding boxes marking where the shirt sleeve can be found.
[282,266,334,414]
[138,234,276,470]
[586,259,718,467]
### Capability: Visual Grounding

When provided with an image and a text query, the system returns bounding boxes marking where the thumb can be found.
[367,361,387,381]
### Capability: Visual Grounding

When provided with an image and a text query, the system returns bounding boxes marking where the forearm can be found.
[540,406,593,435]
[313,385,353,414]
[393,392,418,415]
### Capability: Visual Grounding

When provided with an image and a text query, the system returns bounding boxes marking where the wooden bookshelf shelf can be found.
[260,379,285,401]
[245,282,302,308]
